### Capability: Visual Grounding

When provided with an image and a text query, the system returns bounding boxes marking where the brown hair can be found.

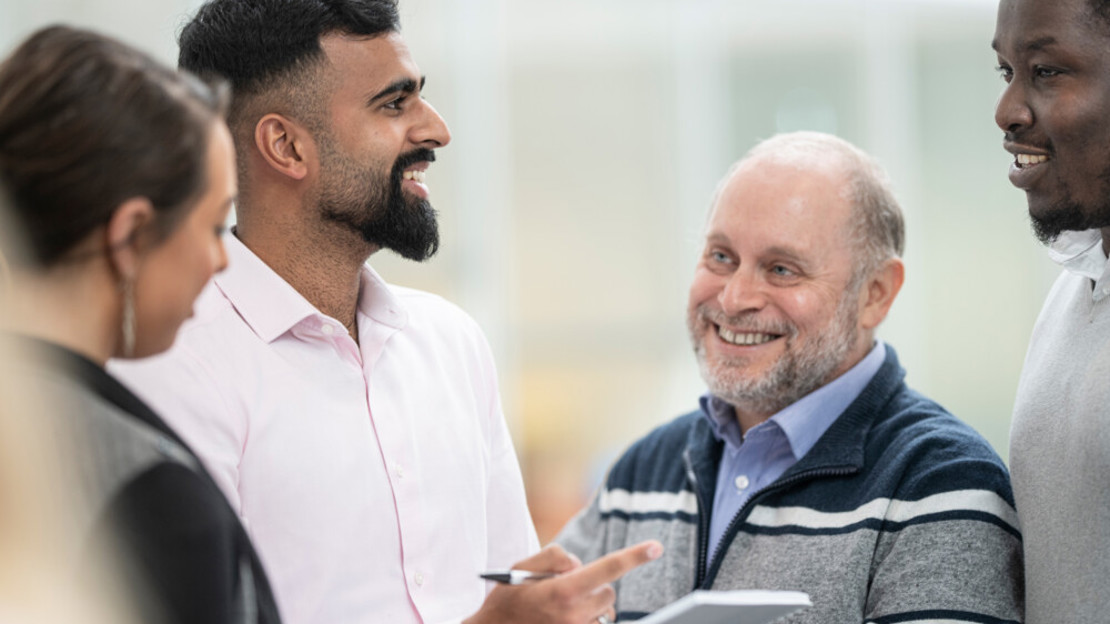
[0,25,228,267]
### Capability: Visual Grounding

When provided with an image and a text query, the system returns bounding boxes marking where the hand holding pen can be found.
[479,570,557,585]
[465,540,663,624]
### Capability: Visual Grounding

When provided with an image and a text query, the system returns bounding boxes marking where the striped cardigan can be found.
[556,346,1023,623]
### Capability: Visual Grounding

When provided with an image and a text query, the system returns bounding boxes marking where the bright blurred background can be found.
[2,0,1056,543]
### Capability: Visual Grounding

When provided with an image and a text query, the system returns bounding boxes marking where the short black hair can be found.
[179,0,399,97]
[178,0,400,198]
[1090,0,1110,24]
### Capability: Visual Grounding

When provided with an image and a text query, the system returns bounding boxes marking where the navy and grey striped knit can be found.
[557,345,1023,623]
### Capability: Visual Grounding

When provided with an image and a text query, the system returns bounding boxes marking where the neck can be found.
[235,208,377,331]
[7,265,119,366]
[733,407,773,436]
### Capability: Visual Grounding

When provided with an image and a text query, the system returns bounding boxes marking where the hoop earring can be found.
[120,278,136,358]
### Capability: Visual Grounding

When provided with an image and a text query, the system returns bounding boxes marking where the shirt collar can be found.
[214,233,408,343]
[700,340,887,459]
[355,261,408,330]
[1047,229,1110,301]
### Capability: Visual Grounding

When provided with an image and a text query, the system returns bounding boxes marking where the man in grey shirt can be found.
[994,0,1110,621]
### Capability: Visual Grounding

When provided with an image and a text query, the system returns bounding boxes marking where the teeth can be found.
[1016,153,1049,166]
[403,170,427,183]
[717,326,776,346]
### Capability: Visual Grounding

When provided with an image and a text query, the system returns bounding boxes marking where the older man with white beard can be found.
[556,132,1024,624]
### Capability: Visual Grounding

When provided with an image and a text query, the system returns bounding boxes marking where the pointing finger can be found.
[562,540,663,594]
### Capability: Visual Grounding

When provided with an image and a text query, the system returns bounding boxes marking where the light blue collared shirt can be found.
[701,341,886,561]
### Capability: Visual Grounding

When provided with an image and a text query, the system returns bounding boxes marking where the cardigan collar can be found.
[685,343,907,501]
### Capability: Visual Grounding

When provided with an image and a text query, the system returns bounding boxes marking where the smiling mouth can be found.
[1014,153,1049,168]
[716,325,781,346]
[402,170,427,183]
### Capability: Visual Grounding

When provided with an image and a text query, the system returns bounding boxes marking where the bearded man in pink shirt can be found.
[111,1,659,623]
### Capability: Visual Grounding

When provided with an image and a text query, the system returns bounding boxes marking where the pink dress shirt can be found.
[111,234,539,624]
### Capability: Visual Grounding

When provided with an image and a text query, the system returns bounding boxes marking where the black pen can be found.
[479,570,557,585]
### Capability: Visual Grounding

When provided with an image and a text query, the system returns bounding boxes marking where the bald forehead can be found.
[744,142,857,180]
[713,154,851,213]
[706,161,854,262]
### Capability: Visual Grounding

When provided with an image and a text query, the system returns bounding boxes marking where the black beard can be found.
[1016,135,1110,245]
[1030,186,1110,246]
[319,148,440,261]
[1030,197,1091,245]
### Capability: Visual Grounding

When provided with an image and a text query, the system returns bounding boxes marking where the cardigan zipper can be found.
[691,464,857,588]
[684,451,713,588]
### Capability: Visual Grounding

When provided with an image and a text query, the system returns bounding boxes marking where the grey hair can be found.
[715,131,904,286]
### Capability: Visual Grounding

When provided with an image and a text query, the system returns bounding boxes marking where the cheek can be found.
[1048,94,1110,150]
[778,290,838,330]
[139,233,217,317]
[1074,117,1110,163]
[204,236,228,276]
[688,268,723,311]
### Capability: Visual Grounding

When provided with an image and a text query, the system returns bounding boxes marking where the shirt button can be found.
[321,324,334,335]
[394,463,405,480]
[734,475,750,491]
[414,571,424,586]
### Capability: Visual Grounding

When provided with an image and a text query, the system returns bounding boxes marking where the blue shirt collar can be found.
[700,340,887,459]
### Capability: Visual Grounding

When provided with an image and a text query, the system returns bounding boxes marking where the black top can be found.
[17,338,282,624]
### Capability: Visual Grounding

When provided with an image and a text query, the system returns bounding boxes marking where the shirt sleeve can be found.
[477,331,540,571]
[110,346,246,516]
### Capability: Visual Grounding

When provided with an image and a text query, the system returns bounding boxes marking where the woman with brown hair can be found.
[0,25,281,624]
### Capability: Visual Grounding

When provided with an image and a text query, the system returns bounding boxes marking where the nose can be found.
[212,237,229,275]
[718,266,766,317]
[411,99,451,148]
[995,79,1033,134]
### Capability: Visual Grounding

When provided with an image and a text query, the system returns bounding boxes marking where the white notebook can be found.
[635,590,811,624]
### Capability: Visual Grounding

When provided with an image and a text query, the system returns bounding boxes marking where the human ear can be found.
[859,257,905,330]
[255,114,311,181]
[104,197,155,280]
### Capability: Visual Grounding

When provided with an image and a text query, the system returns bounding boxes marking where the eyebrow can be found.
[991,36,1057,53]
[703,234,809,265]
[704,231,732,248]
[763,245,809,267]
[366,76,426,105]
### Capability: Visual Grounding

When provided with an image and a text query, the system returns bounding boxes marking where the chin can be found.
[129,334,179,360]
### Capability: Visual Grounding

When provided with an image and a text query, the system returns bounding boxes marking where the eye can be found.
[770,264,794,277]
[995,63,1013,83]
[704,248,735,273]
[383,95,408,112]
[709,250,733,265]
[1033,65,1062,79]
